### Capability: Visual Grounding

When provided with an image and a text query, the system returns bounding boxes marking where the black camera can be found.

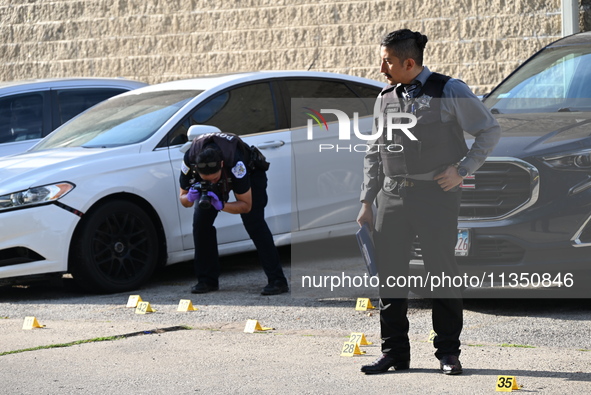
[191,181,216,210]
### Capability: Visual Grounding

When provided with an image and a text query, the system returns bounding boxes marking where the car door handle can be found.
[257,140,285,149]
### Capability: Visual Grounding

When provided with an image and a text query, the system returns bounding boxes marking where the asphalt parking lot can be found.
[1,244,590,394]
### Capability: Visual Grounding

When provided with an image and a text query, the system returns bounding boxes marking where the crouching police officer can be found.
[179,130,289,295]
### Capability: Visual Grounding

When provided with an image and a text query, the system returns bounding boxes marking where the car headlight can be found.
[0,183,75,211]
[542,150,591,170]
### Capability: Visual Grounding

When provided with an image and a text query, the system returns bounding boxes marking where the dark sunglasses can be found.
[196,161,219,169]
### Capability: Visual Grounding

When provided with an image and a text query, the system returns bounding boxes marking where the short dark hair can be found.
[195,144,223,175]
[381,29,428,66]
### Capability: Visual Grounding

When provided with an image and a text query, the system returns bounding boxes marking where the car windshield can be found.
[32,90,202,150]
[484,45,591,113]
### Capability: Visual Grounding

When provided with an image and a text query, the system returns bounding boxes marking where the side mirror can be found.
[179,125,223,153]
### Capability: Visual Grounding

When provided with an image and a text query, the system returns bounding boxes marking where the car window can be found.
[0,93,44,144]
[33,90,200,150]
[188,82,277,136]
[54,88,128,127]
[284,79,376,128]
[165,118,191,147]
[346,82,382,99]
[485,47,591,113]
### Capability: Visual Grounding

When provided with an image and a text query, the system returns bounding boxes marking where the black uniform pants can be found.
[192,170,287,287]
[374,180,463,360]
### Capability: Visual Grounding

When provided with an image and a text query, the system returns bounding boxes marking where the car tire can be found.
[70,200,159,293]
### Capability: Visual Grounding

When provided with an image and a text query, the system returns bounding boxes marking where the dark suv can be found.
[411,32,591,296]
[0,77,147,157]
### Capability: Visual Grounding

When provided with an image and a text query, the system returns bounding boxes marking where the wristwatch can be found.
[457,166,469,178]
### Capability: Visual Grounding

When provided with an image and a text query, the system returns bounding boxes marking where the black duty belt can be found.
[385,176,436,187]
[383,176,437,196]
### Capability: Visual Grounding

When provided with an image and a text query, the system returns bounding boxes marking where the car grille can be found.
[459,159,538,220]
[407,158,536,264]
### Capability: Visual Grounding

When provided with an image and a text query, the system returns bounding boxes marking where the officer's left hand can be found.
[206,191,224,211]
[434,165,464,192]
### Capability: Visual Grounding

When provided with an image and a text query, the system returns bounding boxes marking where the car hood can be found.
[0,146,141,195]
[478,112,591,157]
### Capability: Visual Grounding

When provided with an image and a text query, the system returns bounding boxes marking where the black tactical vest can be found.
[377,73,469,176]
[188,132,247,169]
[188,131,270,174]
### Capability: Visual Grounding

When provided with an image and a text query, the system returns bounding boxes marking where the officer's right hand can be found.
[356,202,374,231]
[187,188,201,203]
[206,191,224,211]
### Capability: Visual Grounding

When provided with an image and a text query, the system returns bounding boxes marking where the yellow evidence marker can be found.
[22,317,45,330]
[135,301,156,314]
[177,299,198,312]
[428,330,437,343]
[355,298,375,311]
[496,376,521,392]
[349,332,373,346]
[243,319,273,333]
[126,295,143,308]
[340,341,366,356]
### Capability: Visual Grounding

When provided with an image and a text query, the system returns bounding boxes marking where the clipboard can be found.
[355,223,378,277]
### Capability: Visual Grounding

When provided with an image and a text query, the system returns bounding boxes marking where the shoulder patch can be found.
[232,161,247,179]
[181,160,190,175]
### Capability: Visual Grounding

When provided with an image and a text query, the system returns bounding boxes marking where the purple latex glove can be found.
[206,191,224,211]
[187,188,201,203]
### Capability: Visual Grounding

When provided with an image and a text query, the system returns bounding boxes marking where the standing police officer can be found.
[179,131,289,295]
[357,29,501,375]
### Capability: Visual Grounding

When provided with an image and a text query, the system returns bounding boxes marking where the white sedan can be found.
[0,71,383,292]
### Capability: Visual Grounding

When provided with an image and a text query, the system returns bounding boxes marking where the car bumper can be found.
[409,175,591,277]
[0,203,80,279]
[410,217,591,276]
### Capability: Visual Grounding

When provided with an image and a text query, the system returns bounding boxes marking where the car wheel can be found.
[70,200,159,293]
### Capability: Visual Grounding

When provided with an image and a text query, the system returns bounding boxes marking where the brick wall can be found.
[0,0,585,94]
